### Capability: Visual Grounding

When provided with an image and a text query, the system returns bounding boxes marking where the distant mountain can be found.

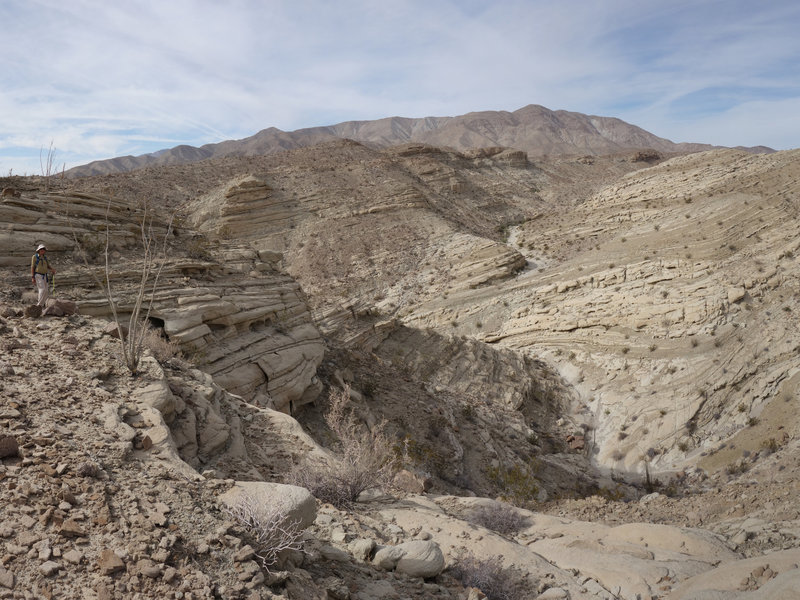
[66,104,772,177]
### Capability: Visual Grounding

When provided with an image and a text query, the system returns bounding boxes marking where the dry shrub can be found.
[223,495,303,572]
[185,236,213,261]
[290,385,397,508]
[469,502,528,536]
[143,326,181,364]
[450,552,529,600]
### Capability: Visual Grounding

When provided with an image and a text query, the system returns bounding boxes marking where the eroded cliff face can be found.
[175,144,800,481]
[400,148,800,474]
[0,190,324,415]
[306,319,597,501]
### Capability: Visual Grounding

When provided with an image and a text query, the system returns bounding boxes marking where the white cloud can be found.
[0,0,798,173]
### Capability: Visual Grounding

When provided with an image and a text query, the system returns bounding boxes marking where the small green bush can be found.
[486,460,541,507]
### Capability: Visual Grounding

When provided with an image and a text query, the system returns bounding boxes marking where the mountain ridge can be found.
[66,104,773,177]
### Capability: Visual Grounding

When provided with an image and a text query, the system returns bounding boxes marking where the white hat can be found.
[36,244,46,251]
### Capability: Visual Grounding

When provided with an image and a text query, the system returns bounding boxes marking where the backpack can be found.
[33,254,52,281]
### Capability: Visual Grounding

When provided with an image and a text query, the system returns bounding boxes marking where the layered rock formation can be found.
[0,190,324,414]
[392,149,800,475]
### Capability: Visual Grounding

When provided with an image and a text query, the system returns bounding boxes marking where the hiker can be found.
[31,244,56,307]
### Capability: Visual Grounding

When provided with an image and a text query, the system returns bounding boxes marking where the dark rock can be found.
[0,435,19,458]
[24,304,42,318]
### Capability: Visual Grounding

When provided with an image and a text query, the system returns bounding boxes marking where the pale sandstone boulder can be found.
[218,482,317,529]
[373,540,445,578]
[377,496,585,596]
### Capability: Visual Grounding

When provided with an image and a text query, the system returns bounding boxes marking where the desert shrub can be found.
[726,460,749,475]
[596,483,626,501]
[223,494,303,572]
[290,386,397,508]
[185,236,213,260]
[426,413,449,441]
[469,502,528,536]
[66,198,175,376]
[461,403,476,421]
[610,449,627,461]
[396,436,448,478]
[761,437,779,453]
[361,380,377,399]
[486,459,540,507]
[143,326,181,364]
[450,552,528,600]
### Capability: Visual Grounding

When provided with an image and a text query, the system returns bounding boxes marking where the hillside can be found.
[64,104,766,178]
[2,140,800,598]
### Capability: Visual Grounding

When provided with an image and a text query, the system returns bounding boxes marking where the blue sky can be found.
[1,0,799,174]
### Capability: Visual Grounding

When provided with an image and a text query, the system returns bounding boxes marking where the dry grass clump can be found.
[450,552,529,600]
[468,502,529,536]
[290,385,397,508]
[142,326,182,364]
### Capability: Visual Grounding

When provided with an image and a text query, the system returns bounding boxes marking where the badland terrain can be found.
[1,107,799,599]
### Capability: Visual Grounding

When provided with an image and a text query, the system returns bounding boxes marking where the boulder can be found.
[373,540,445,578]
[103,321,128,339]
[42,299,78,317]
[349,538,376,562]
[218,481,317,529]
[392,469,431,494]
[0,435,19,458]
[24,305,41,318]
[98,549,125,575]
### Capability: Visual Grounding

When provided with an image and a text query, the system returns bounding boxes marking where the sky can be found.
[1,0,799,174]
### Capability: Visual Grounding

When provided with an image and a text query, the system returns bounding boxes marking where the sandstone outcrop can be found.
[395,148,800,474]
[1,190,324,414]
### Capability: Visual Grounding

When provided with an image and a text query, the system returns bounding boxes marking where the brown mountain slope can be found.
[67,104,767,177]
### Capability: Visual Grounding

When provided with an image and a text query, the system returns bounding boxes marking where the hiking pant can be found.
[34,273,49,307]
